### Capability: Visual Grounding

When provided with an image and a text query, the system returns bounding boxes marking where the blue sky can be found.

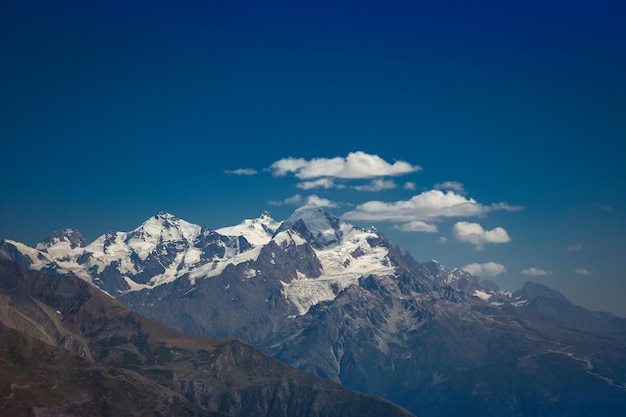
[2,0,625,315]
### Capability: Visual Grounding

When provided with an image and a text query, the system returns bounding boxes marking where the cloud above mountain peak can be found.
[269,151,421,179]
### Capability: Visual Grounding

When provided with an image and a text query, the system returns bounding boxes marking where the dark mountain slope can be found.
[0,322,218,417]
[0,260,415,417]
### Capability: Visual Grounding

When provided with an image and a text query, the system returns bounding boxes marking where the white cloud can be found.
[306,194,339,208]
[452,221,511,250]
[597,204,613,212]
[575,268,591,275]
[268,194,338,208]
[342,190,522,224]
[434,181,466,194]
[224,168,257,175]
[438,236,449,244]
[567,243,582,251]
[462,262,507,278]
[404,181,417,190]
[521,267,553,276]
[353,179,397,192]
[296,178,340,190]
[393,221,438,233]
[268,194,305,206]
[269,151,421,179]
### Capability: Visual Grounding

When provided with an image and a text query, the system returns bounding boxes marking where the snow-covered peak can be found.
[36,228,88,251]
[217,212,281,247]
[128,212,203,251]
[277,204,344,247]
[278,211,396,315]
[1,238,56,270]
[513,281,572,304]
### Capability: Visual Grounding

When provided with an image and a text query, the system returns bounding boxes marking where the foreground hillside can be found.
[0,260,415,417]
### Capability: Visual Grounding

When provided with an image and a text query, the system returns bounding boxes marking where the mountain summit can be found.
[35,228,88,251]
[276,203,345,248]
[1,206,625,417]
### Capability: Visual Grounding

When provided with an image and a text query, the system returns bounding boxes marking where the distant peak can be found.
[515,281,572,304]
[275,204,345,248]
[286,203,336,223]
[154,211,177,220]
[260,211,272,219]
[36,228,88,250]
[145,212,184,228]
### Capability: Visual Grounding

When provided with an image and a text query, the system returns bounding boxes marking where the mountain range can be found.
[2,204,626,416]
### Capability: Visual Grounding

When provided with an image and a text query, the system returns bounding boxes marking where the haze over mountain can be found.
[3,206,625,416]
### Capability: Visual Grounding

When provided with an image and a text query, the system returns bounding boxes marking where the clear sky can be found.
[2,0,625,315]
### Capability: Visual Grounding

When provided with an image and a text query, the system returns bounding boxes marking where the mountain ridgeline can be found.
[2,204,626,417]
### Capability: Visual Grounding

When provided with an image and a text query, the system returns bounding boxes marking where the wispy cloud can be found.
[403,181,416,190]
[462,262,507,278]
[268,194,338,208]
[575,268,591,275]
[296,178,340,190]
[353,179,397,192]
[521,267,552,276]
[567,243,582,251]
[393,221,438,233]
[269,151,421,179]
[596,204,613,212]
[224,168,257,175]
[452,221,511,250]
[434,181,466,194]
[268,194,305,206]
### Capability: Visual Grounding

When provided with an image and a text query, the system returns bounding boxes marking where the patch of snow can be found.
[473,290,492,301]
[280,223,395,314]
[183,287,197,296]
[188,246,263,284]
[183,247,202,267]
[273,230,307,248]
[120,276,151,292]
[40,241,75,259]
[3,240,55,270]
[217,213,280,247]
[513,299,530,307]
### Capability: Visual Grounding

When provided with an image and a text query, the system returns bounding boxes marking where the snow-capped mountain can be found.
[216,210,280,246]
[1,211,255,294]
[0,204,400,314]
[2,205,626,417]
